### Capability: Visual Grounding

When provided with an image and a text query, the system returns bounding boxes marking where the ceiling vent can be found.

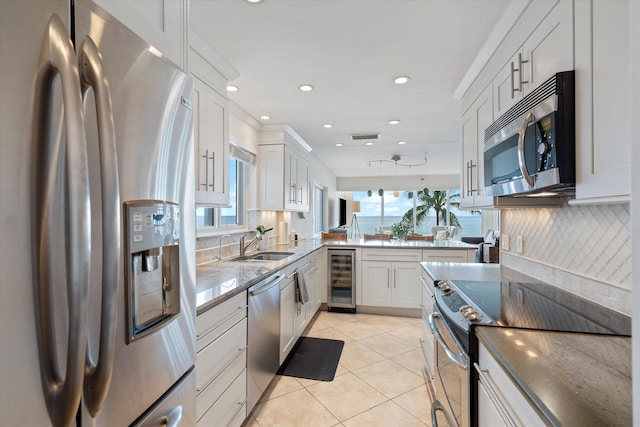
[350,133,380,141]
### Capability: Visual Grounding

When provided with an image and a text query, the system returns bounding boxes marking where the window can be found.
[196,157,246,230]
[350,189,483,237]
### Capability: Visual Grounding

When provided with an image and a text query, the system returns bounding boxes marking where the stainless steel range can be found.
[428,270,631,427]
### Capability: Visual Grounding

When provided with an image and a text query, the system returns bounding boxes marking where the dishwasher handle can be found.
[249,274,284,296]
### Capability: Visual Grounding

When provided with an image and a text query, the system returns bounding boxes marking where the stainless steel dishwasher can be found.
[247,272,283,413]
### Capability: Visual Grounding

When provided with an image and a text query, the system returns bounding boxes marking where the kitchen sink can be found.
[231,251,295,261]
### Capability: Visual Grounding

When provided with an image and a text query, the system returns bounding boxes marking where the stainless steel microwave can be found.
[483,71,575,197]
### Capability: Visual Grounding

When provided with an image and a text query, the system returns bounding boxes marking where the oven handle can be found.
[428,312,468,369]
[431,400,457,427]
[517,111,535,188]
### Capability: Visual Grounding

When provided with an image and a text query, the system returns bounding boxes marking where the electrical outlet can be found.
[516,235,524,254]
[501,234,510,251]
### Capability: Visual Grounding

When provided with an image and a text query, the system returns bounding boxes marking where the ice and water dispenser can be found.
[125,201,181,342]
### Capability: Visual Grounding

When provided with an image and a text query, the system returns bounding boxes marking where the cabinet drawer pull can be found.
[474,362,518,427]
[197,305,247,340]
[197,346,247,393]
[225,399,247,427]
[201,149,209,189]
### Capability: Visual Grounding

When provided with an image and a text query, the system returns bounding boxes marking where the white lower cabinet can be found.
[361,248,422,309]
[476,341,545,427]
[279,255,321,364]
[196,292,247,426]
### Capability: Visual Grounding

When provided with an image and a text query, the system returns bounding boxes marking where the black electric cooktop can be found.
[438,278,631,337]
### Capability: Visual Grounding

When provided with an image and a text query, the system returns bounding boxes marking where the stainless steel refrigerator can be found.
[0,1,196,425]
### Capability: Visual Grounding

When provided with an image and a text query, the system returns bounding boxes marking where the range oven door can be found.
[429,311,470,427]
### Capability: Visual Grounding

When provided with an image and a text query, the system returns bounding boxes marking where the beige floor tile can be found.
[304,327,354,344]
[397,316,422,327]
[252,388,339,427]
[306,373,388,421]
[353,359,425,399]
[316,311,360,328]
[338,341,386,371]
[305,319,332,335]
[260,375,303,402]
[333,322,385,341]
[358,333,418,359]
[361,315,409,331]
[388,324,423,346]
[341,400,426,427]
[295,363,350,388]
[390,348,426,376]
[393,384,433,425]
[243,414,260,427]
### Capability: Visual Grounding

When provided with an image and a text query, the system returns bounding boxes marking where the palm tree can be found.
[401,190,462,231]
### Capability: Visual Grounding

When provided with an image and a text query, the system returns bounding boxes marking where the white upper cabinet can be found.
[493,0,573,119]
[461,83,495,210]
[192,77,229,206]
[258,126,310,212]
[93,0,187,69]
[188,32,239,207]
[572,0,631,203]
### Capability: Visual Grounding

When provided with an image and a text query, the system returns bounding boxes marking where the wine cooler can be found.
[327,249,356,312]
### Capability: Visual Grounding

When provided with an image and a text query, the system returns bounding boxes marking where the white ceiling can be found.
[190,0,509,179]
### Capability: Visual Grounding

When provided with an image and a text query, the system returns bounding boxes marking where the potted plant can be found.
[255,225,273,250]
[391,220,411,239]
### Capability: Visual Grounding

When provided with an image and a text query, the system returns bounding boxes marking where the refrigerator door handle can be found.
[32,14,91,427]
[78,35,121,417]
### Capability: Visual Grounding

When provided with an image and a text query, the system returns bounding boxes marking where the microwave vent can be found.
[351,133,380,141]
[484,71,573,142]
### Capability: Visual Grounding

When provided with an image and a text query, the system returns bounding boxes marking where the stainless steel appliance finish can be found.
[483,71,575,197]
[247,273,284,413]
[431,275,631,427]
[327,249,356,311]
[0,1,195,425]
[429,311,470,427]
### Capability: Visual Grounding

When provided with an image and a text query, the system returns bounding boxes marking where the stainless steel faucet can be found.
[218,234,234,260]
[239,231,259,256]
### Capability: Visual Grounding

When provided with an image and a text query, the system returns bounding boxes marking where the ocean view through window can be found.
[351,190,481,237]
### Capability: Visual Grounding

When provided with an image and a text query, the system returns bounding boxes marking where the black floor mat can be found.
[277,336,345,382]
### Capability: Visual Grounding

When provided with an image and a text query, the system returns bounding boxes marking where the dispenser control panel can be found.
[126,201,180,253]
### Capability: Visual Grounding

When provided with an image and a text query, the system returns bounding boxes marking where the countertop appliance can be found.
[428,270,631,427]
[0,1,196,425]
[483,71,575,197]
[247,273,284,413]
[327,249,356,312]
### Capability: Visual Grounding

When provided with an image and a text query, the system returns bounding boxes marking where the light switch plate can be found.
[501,234,510,251]
[516,235,524,254]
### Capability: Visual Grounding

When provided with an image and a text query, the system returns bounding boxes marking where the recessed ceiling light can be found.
[299,84,314,92]
[388,119,400,125]
[259,115,271,120]
[245,0,263,3]
[226,84,239,92]
[397,141,407,145]
[335,143,343,147]
[323,123,332,128]
[394,76,410,85]
[365,142,374,146]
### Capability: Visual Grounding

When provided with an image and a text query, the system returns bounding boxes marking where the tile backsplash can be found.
[500,199,631,315]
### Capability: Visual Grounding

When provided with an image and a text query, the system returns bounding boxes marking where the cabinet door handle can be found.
[474,363,518,427]
[469,161,477,194]
[209,151,215,189]
[510,52,529,98]
[290,183,297,203]
[201,149,209,189]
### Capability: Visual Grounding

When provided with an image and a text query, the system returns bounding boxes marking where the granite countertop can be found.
[476,326,632,427]
[196,238,477,314]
